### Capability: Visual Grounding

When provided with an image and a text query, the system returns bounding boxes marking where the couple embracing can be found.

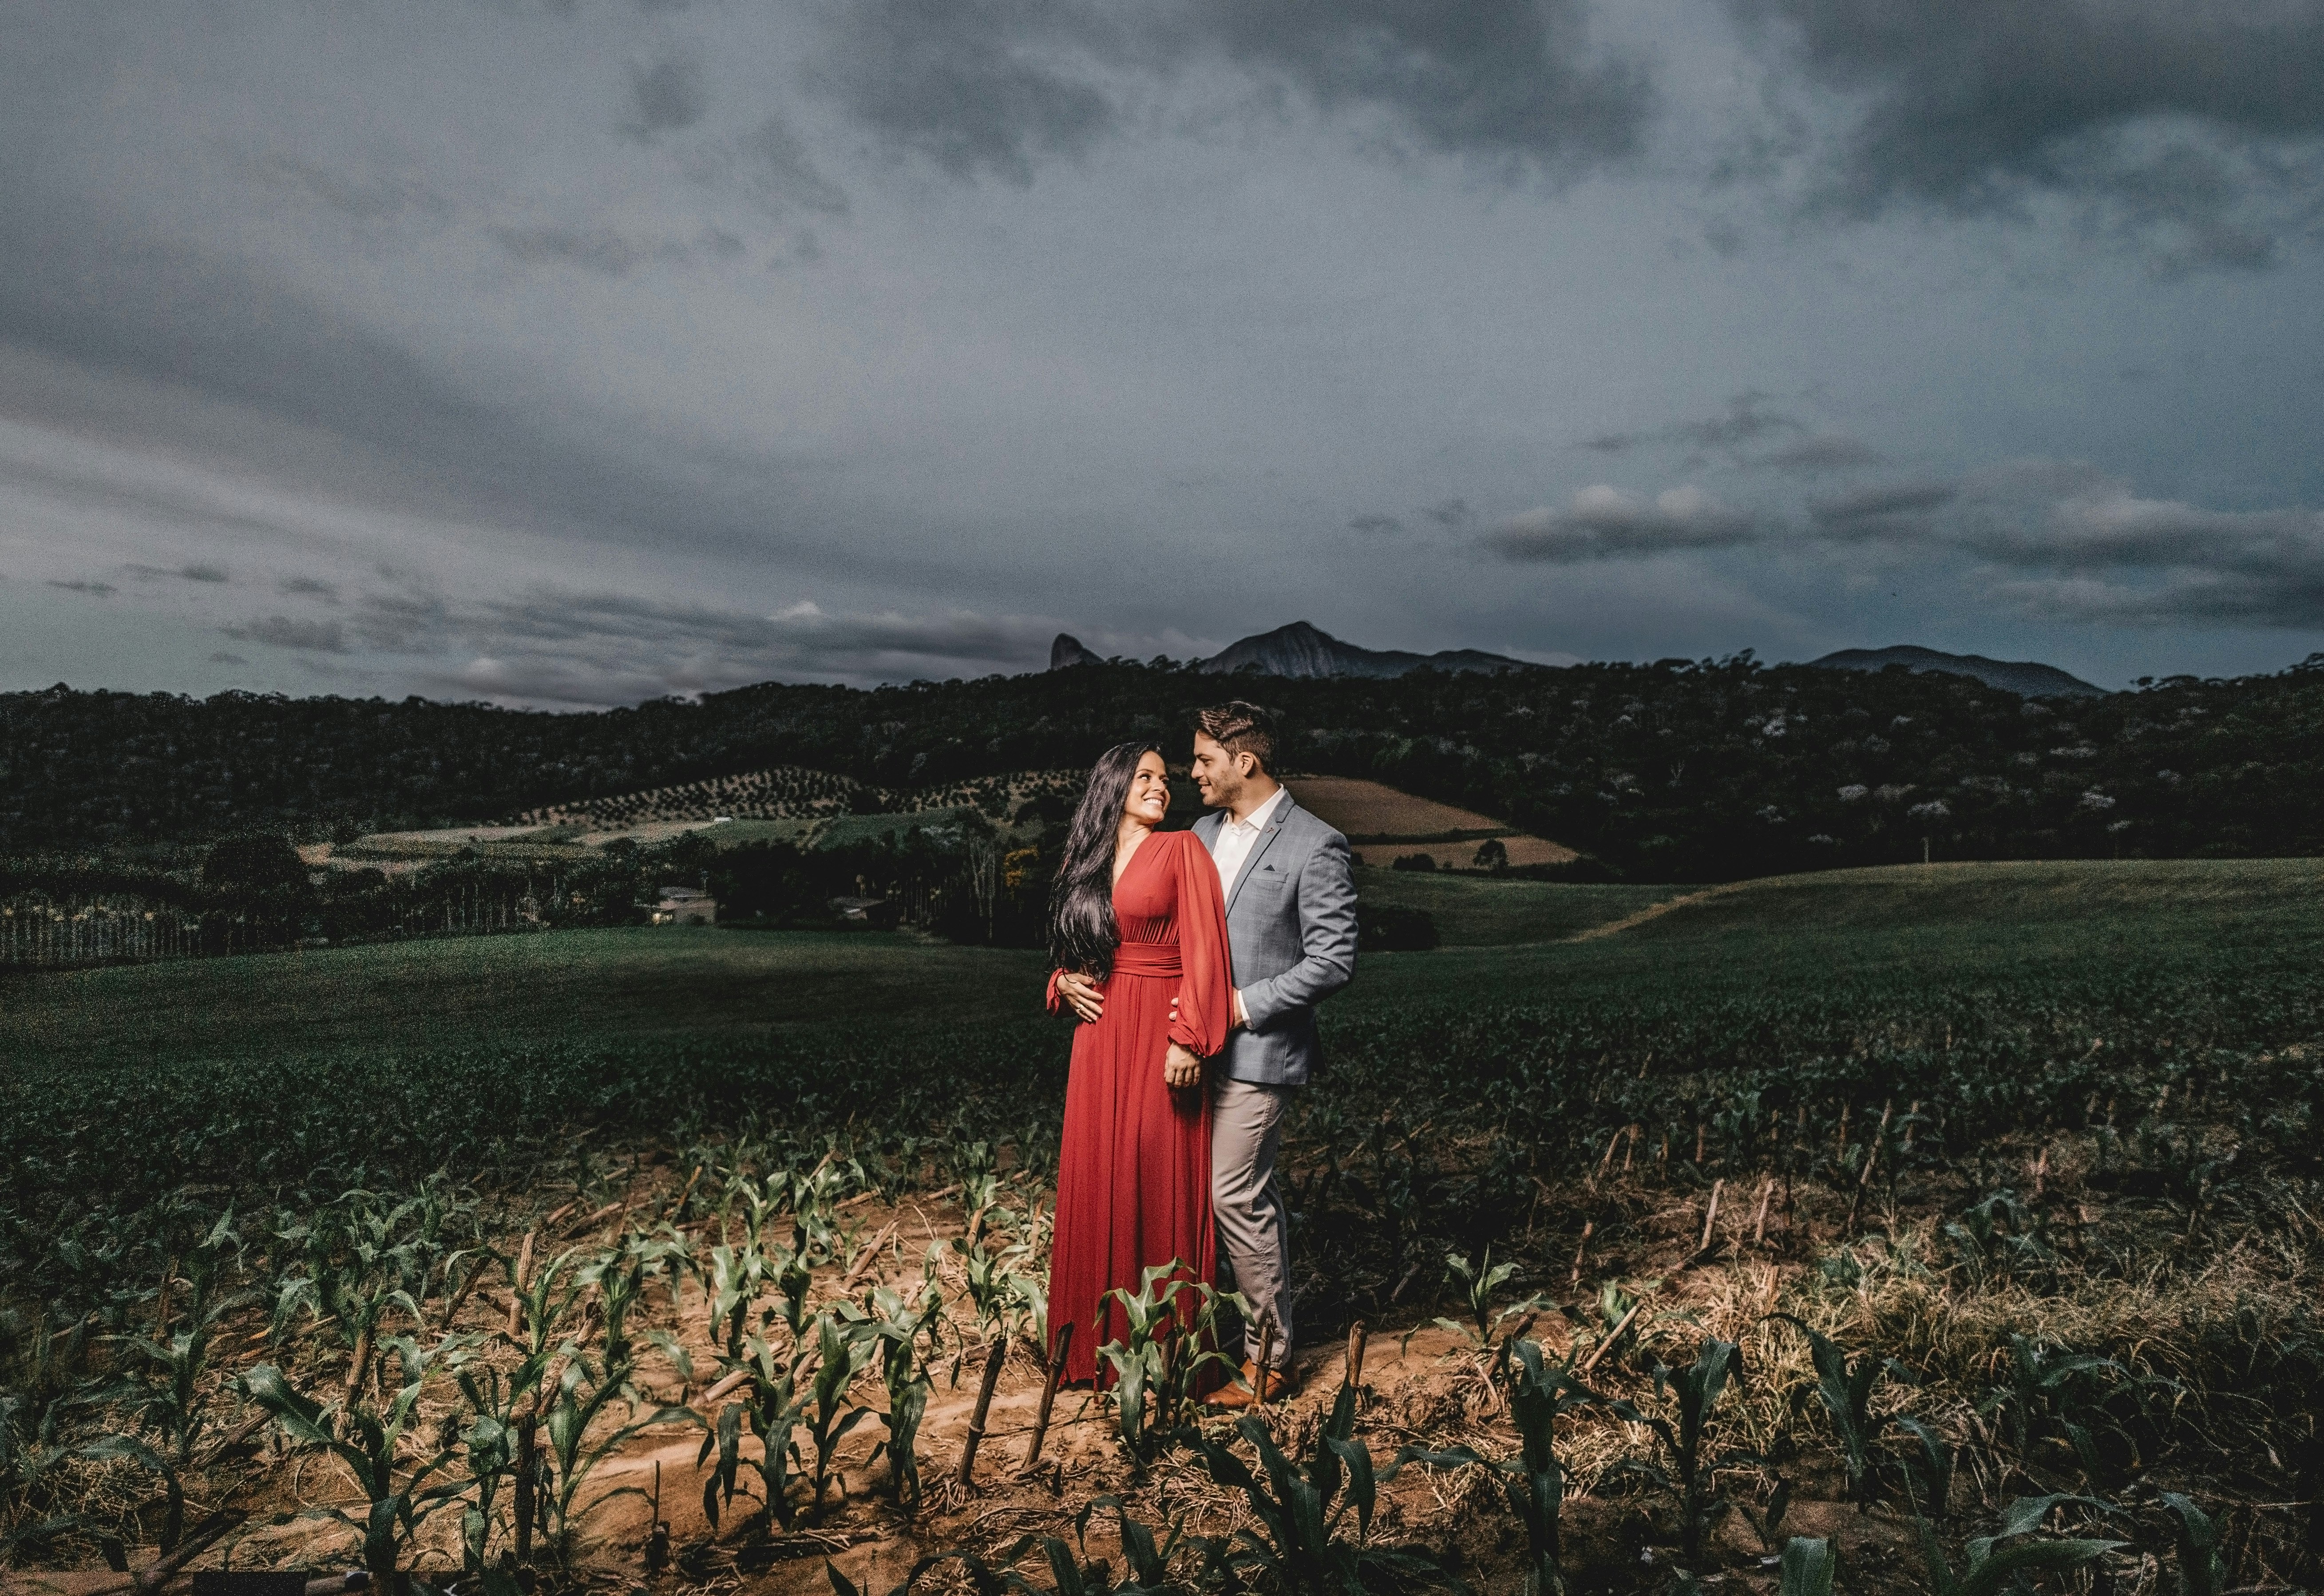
[1042,701,1358,1408]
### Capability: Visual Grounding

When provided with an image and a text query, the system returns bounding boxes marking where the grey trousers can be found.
[1211,1078,1293,1363]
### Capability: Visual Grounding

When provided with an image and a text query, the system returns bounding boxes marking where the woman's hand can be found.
[1054,970,1105,1023]
[1163,1041,1203,1090]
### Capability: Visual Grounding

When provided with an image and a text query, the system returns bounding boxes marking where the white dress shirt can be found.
[1209,784,1288,897]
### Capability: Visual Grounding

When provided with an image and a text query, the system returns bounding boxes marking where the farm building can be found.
[649,885,717,925]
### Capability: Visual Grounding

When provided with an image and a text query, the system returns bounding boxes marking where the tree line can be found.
[7,653,2324,881]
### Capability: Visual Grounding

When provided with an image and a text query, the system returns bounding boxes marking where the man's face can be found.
[1189,733,1247,810]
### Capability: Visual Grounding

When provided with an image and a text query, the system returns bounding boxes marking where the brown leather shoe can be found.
[1206,1360,1298,1409]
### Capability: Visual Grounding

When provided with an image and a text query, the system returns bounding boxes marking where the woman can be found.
[1043,742,1235,1386]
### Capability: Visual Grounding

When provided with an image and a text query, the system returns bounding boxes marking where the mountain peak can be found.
[1049,633,1099,669]
[1200,622,1528,680]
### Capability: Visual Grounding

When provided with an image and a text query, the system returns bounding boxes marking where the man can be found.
[1053,700,1358,1406]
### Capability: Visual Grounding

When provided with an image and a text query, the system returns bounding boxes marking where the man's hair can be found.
[1195,700,1279,775]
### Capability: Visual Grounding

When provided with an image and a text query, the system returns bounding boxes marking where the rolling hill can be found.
[1805,644,2103,698]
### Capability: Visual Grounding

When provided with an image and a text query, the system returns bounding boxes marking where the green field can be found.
[6,859,2322,1590]
[9,859,2324,1075]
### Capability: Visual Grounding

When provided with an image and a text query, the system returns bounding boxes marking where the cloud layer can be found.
[4,2,2324,703]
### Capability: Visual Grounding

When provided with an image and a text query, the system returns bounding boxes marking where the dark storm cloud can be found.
[222,615,351,652]
[0,202,847,573]
[805,0,1120,184]
[485,223,740,276]
[1756,434,1885,474]
[1727,0,2324,268]
[622,52,710,142]
[244,153,448,225]
[1421,498,1474,528]
[1584,392,1805,455]
[1808,480,1958,537]
[1482,459,2324,631]
[127,561,230,582]
[1486,484,1758,561]
[1347,512,1403,534]
[207,652,247,665]
[280,576,339,601]
[1155,0,1653,176]
[477,591,1048,669]
[48,579,116,596]
[735,115,851,217]
[808,0,1652,186]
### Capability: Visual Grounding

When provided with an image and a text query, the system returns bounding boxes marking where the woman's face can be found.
[1121,751,1170,826]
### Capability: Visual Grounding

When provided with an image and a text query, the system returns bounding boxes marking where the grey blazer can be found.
[1192,793,1358,1087]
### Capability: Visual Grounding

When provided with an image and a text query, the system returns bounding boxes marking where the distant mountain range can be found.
[1804,645,2104,698]
[1054,624,2104,696]
[1050,621,1526,679]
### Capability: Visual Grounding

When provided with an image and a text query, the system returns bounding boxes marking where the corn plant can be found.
[2158,1491,2226,1596]
[1094,1264,1239,1462]
[1977,1333,2156,1480]
[268,1189,430,1398]
[1942,1191,2054,1291]
[1434,1247,1548,1364]
[1182,1383,1470,1595]
[114,1283,252,1464]
[992,1494,1183,1595]
[1765,1315,1901,1507]
[534,1356,697,1559]
[447,1363,522,1596]
[798,1313,877,1518]
[1896,1414,1955,1526]
[1400,1337,1595,1596]
[841,1262,949,1509]
[700,1329,808,1537]
[242,1359,463,1587]
[1610,1337,1749,1568]
[1911,1494,2122,1596]
[1777,1536,1837,1596]
[954,1232,1045,1350]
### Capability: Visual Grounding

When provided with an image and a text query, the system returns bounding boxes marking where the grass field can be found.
[9,859,2322,1070]
[5,859,2322,1594]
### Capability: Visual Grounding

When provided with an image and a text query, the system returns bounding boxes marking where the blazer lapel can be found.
[1225,792,1295,916]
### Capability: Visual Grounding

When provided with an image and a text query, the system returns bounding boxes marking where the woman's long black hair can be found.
[1048,740,1162,978]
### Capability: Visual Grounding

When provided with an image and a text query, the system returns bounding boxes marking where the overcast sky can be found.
[5,1,2323,706]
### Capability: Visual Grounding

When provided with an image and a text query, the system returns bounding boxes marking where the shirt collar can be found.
[1232,785,1288,833]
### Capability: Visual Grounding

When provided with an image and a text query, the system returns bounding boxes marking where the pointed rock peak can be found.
[1049,633,1098,669]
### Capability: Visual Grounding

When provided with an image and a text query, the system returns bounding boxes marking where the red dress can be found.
[1044,828,1235,1386]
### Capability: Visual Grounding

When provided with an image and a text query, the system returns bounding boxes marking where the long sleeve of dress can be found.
[1045,967,1069,1015]
[1167,830,1235,1058]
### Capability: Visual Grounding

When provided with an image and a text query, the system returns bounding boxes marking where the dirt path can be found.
[1561,882,1746,942]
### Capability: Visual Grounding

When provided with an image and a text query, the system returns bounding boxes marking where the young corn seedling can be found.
[1912,1493,2122,1596]
[242,1357,463,1589]
[1978,1333,2139,1480]
[699,1331,808,1536]
[992,1494,1184,1596]
[1777,1537,1836,1596]
[1094,1264,1239,1462]
[535,1355,699,1560]
[1400,1336,1596,1596]
[798,1313,878,1519]
[1896,1414,1955,1527]
[840,1264,949,1509]
[1435,1248,1549,1371]
[447,1363,522,1596]
[1182,1382,1470,1595]
[2158,1491,2227,1596]
[1611,1337,1749,1568]
[1764,1315,1900,1508]
[117,1280,252,1464]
